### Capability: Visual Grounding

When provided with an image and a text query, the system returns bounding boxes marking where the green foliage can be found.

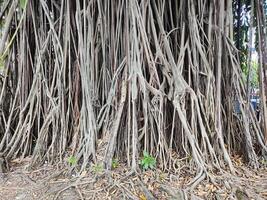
[242,61,259,87]
[260,158,267,165]
[67,156,77,166]
[92,163,103,174]
[140,151,156,170]
[233,0,254,71]
[19,0,28,9]
[112,159,119,169]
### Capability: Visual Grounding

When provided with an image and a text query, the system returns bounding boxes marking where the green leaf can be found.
[112,159,119,169]
[67,156,77,166]
[140,151,156,170]
[144,163,148,170]
[19,0,27,9]
[143,151,149,157]
[92,163,103,173]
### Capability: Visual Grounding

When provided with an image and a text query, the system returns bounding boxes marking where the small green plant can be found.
[92,163,103,174]
[260,158,267,165]
[19,0,28,9]
[140,151,156,170]
[67,156,77,166]
[112,159,119,169]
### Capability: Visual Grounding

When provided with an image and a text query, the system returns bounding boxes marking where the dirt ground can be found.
[0,157,266,200]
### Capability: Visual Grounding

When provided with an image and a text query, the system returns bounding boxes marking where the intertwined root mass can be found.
[0,0,266,187]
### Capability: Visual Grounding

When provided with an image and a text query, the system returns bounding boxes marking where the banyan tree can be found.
[0,0,267,188]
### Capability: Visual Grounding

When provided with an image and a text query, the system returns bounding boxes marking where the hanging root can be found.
[0,0,266,191]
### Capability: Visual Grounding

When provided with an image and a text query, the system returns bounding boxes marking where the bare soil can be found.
[0,157,266,200]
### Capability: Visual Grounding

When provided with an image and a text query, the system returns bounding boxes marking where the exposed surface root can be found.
[0,159,266,200]
[0,0,267,192]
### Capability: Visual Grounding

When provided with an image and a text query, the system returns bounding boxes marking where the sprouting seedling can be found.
[112,159,119,169]
[92,163,103,174]
[140,151,156,170]
[67,156,77,166]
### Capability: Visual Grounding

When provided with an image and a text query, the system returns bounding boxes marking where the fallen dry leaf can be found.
[139,194,147,200]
